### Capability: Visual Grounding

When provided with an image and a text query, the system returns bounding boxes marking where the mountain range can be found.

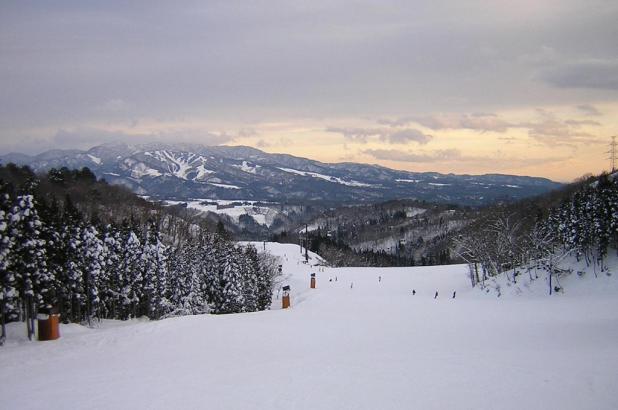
[0,142,563,205]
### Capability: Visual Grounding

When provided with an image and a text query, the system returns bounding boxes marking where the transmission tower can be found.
[609,136,617,173]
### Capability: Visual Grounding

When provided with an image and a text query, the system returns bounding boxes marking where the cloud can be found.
[377,109,606,147]
[96,98,131,113]
[383,129,432,144]
[0,127,235,155]
[576,104,602,116]
[237,128,259,138]
[325,127,381,143]
[520,111,604,145]
[326,127,431,144]
[363,148,463,163]
[412,113,512,133]
[541,59,618,90]
[376,118,411,127]
[378,113,511,133]
[363,147,571,170]
[255,139,271,148]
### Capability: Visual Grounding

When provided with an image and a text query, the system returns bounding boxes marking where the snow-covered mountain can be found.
[1,142,563,205]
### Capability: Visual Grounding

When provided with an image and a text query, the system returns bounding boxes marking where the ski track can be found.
[1,243,617,410]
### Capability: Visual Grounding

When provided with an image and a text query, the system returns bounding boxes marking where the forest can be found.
[0,164,281,344]
[454,173,618,291]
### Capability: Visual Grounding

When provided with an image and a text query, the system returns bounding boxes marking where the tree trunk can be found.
[0,294,6,345]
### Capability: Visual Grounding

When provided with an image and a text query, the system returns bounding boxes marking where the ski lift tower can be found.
[299,224,309,263]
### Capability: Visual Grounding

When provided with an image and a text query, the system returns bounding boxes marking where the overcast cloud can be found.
[0,1,616,180]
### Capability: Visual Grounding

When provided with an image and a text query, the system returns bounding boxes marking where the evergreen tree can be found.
[8,194,49,339]
[119,228,143,320]
[140,219,170,319]
[79,225,104,325]
[0,186,15,344]
[241,246,259,312]
[100,225,123,319]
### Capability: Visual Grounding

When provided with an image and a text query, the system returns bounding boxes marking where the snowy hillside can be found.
[1,243,617,409]
[0,142,563,206]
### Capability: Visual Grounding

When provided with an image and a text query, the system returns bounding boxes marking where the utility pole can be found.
[305,224,309,263]
[609,136,617,173]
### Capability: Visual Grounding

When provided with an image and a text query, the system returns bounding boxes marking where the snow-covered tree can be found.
[79,225,105,325]
[140,219,170,319]
[8,194,49,339]
[0,187,15,344]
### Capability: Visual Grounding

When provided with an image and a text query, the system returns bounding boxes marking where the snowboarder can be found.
[452,291,456,299]
[412,289,416,295]
[434,291,438,299]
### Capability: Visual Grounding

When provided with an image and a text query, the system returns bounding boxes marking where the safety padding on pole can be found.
[37,313,60,341]
[310,272,316,289]
[282,285,291,309]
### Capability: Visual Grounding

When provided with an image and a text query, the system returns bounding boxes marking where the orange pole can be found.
[310,277,316,289]
[282,295,290,309]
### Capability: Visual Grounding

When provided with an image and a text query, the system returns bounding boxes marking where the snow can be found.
[232,161,260,174]
[145,150,213,181]
[1,243,618,409]
[405,207,426,217]
[208,182,241,189]
[86,154,102,165]
[163,200,279,226]
[130,162,162,178]
[278,167,373,187]
[195,164,215,180]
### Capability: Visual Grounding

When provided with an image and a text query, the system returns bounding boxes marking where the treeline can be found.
[0,164,280,344]
[307,231,419,267]
[541,173,618,268]
[454,173,617,290]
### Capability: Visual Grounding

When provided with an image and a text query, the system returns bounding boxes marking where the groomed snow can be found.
[278,167,373,187]
[208,182,241,189]
[1,243,617,410]
[232,161,260,174]
[130,162,162,178]
[87,154,102,165]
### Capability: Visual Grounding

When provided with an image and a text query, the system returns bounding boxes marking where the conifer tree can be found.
[9,194,49,339]
[0,186,15,344]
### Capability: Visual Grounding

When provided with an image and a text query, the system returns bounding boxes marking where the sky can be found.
[1,1,617,182]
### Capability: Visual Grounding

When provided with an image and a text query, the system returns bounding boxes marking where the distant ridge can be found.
[0,143,563,206]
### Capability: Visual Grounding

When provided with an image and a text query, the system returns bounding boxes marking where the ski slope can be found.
[1,243,618,409]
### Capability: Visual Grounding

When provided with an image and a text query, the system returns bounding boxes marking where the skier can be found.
[412,289,416,295]
[434,291,438,299]
[452,291,456,299]
[378,276,382,282]
[350,282,354,289]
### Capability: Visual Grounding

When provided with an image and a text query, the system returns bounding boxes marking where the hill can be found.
[1,142,563,206]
